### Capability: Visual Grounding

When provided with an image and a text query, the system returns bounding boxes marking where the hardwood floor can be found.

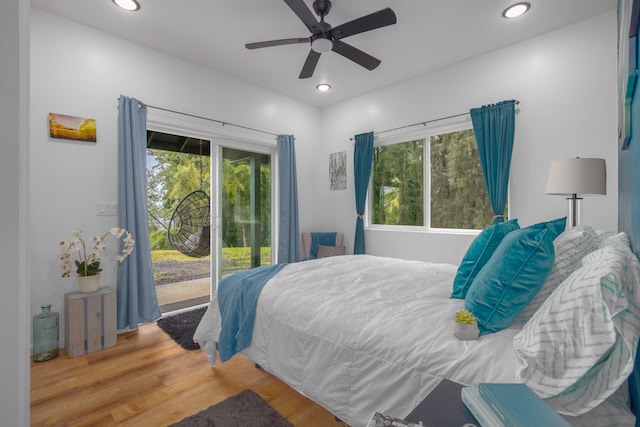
[31,322,343,426]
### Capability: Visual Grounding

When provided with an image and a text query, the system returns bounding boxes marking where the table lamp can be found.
[545,158,606,228]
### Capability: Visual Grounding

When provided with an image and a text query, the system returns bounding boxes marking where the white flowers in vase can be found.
[59,227,135,277]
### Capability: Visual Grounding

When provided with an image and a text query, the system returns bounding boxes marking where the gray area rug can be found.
[169,389,295,427]
[157,307,206,350]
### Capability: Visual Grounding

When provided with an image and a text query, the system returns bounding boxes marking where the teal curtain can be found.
[277,135,300,263]
[117,96,161,329]
[470,100,516,224]
[353,131,374,254]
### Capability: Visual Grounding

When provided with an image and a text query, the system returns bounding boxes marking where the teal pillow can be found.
[464,221,562,335]
[528,216,567,236]
[450,219,520,299]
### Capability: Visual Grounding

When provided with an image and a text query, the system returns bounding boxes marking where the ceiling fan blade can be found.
[299,50,321,79]
[330,8,397,40]
[283,0,319,33]
[245,38,309,49]
[331,40,381,70]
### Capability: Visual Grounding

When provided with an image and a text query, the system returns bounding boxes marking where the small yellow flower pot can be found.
[454,310,479,340]
[454,321,479,340]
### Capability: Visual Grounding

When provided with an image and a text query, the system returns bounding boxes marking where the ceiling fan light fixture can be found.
[112,0,140,11]
[316,83,331,92]
[502,2,530,18]
[311,37,333,53]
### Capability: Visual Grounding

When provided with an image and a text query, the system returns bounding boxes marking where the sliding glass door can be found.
[146,109,278,306]
[219,147,272,279]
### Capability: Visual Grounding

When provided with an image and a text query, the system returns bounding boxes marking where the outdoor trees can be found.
[147,148,272,257]
[430,129,494,229]
[147,149,211,250]
[372,129,497,229]
[372,139,424,226]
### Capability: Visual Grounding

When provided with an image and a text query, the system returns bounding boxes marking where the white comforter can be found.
[195,255,520,425]
[194,255,634,427]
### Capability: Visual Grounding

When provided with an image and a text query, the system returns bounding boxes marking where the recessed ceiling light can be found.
[112,0,140,11]
[502,2,530,18]
[316,83,331,92]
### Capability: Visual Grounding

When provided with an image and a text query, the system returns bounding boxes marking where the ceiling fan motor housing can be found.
[313,0,332,18]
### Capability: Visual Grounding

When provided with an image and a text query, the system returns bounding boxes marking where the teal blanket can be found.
[217,263,286,361]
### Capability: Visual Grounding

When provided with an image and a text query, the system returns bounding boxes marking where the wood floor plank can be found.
[31,321,343,426]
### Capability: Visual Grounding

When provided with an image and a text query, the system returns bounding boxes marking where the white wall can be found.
[318,11,619,264]
[1,0,30,425]
[29,8,321,340]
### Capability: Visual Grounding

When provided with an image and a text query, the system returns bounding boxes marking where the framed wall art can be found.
[329,151,347,191]
[49,113,97,143]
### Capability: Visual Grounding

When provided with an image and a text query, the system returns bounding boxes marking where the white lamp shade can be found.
[545,158,606,196]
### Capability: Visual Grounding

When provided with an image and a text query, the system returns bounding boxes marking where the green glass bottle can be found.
[33,304,59,362]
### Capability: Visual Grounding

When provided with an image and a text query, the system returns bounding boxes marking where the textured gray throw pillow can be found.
[317,245,345,258]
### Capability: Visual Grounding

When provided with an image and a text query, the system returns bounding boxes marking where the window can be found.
[370,125,497,231]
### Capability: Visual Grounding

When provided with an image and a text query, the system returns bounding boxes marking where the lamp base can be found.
[566,194,583,229]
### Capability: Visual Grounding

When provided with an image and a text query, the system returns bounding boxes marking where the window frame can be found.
[366,116,493,235]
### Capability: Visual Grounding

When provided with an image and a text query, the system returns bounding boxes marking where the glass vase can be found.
[33,304,59,362]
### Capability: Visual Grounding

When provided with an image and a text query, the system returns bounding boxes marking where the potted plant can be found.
[454,309,479,340]
[59,228,135,292]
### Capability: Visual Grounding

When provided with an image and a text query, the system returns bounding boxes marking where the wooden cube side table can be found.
[65,287,117,357]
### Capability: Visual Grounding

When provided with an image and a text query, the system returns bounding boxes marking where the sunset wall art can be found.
[49,113,97,142]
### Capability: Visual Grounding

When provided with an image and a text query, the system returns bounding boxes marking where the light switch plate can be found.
[96,201,118,216]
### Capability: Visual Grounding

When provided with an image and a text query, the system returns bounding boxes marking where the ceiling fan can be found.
[245,0,397,79]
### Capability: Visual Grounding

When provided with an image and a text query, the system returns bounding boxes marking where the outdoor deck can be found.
[156,277,210,313]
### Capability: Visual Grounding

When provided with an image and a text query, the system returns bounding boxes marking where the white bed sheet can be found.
[194,255,635,427]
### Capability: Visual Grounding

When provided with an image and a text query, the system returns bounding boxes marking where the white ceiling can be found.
[32,0,617,108]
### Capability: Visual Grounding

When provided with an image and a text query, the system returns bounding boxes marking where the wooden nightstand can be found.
[405,379,479,427]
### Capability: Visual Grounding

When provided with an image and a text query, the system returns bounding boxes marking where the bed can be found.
[194,222,640,427]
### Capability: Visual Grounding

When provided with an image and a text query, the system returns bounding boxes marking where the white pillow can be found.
[515,226,599,324]
[599,231,630,249]
[513,240,640,416]
[595,228,616,241]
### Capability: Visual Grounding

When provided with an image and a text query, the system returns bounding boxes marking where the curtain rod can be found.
[349,100,520,141]
[123,100,279,137]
